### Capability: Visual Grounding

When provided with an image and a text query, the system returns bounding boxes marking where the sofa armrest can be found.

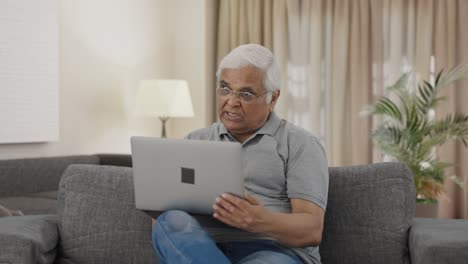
[0,215,58,264]
[409,218,468,264]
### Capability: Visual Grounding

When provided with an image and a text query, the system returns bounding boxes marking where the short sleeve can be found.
[286,135,329,210]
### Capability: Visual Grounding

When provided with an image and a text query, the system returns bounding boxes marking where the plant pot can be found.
[415,202,438,218]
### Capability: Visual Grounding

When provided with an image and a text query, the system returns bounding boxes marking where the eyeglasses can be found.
[216,86,271,104]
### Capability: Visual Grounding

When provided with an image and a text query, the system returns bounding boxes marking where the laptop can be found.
[130,136,244,220]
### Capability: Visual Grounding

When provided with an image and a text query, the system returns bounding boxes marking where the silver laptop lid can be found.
[131,136,244,215]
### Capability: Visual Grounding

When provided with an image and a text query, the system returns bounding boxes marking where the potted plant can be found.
[364,64,468,217]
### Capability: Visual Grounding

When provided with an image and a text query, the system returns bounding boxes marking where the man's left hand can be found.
[213,193,269,233]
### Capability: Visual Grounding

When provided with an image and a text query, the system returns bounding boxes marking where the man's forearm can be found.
[213,193,324,247]
[258,212,323,247]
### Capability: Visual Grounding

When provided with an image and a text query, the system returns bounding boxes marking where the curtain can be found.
[216,0,289,118]
[286,0,373,166]
[216,0,468,218]
[379,0,468,219]
[431,0,468,218]
[285,0,468,218]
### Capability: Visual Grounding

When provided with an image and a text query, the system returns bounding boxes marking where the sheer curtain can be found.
[286,0,373,166]
[216,0,289,118]
[377,0,468,218]
[431,0,468,218]
[216,0,468,218]
[286,0,468,218]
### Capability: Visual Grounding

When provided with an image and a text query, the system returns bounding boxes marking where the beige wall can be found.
[0,0,216,159]
[163,0,217,138]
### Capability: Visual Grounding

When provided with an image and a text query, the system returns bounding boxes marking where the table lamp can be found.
[135,79,194,138]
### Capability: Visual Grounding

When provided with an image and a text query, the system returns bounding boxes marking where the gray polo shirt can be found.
[186,112,329,264]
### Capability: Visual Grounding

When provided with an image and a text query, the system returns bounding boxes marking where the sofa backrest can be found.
[0,155,100,197]
[56,162,414,264]
[320,162,415,264]
[96,154,132,168]
[0,154,133,198]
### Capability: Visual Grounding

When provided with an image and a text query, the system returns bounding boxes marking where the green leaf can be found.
[373,97,403,123]
[434,70,443,86]
[365,63,468,199]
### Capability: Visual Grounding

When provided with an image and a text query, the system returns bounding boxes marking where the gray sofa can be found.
[1,158,468,264]
[0,154,132,215]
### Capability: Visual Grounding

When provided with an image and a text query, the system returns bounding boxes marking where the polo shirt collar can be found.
[218,111,282,138]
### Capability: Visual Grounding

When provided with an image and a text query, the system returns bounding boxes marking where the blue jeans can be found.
[152,210,303,264]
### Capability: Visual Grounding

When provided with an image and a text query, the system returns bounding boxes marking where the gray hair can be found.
[216,44,281,103]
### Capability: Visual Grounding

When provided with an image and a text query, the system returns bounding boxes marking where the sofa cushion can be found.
[0,196,58,215]
[320,162,414,264]
[0,215,58,264]
[57,164,157,264]
[26,190,58,200]
[409,218,468,264]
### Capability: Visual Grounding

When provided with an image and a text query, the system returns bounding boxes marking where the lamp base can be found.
[159,117,169,138]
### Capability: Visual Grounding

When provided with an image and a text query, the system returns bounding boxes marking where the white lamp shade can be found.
[135,79,194,117]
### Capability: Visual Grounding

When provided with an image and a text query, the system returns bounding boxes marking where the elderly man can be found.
[151,44,329,264]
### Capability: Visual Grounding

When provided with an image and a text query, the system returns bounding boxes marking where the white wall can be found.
[159,0,217,138]
[0,0,216,159]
